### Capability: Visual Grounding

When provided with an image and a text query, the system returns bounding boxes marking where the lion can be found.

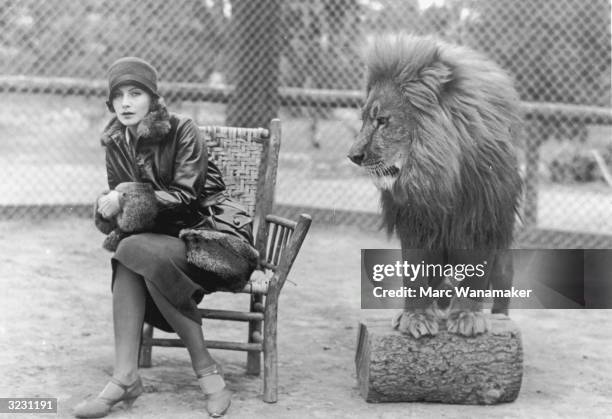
[348,34,522,338]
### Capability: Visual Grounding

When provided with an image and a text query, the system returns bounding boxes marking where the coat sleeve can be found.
[154,119,208,212]
[105,151,120,190]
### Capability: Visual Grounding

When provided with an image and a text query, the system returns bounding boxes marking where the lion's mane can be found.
[366,35,522,250]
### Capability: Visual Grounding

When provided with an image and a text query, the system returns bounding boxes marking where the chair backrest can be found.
[199,119,281,268]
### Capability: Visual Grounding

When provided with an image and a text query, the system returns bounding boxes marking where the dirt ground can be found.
[0,217,611,418]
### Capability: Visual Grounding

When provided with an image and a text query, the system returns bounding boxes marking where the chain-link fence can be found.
[1,0,611,247]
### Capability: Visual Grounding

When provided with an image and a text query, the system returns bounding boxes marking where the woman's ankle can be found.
[112,370,139,385]
[196,363,218,378]
[194,358,222,377]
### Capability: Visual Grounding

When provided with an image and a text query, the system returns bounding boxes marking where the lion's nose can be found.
[347,152,364,166]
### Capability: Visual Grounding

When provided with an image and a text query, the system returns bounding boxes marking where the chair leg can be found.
[138,322,154,368]
[246,294,263,376]
[263,296,278,403]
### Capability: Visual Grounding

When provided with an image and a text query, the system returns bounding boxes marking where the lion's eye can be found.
[376,116,389,127]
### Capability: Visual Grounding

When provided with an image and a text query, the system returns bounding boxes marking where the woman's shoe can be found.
[197,366,232,418]
[73,376,143,418]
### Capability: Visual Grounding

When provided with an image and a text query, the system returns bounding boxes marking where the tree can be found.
[225,0,281,128]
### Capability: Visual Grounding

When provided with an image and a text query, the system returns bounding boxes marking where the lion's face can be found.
[348,82,415,190]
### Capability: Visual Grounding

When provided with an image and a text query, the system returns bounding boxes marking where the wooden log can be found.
[355,315,523,404]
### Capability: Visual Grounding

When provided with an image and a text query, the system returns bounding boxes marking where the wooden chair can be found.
[138,119,312,403]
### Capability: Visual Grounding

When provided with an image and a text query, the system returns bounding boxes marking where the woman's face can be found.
[111,84,152,128]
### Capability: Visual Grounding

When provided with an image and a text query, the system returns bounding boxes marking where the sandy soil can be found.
[0,217,611,418]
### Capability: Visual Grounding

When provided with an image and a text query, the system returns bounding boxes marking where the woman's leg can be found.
[146,283,216,373]
[112,255,230,417]
[73,262,146,417]
[146,285,231,416]
[112,262,147,383]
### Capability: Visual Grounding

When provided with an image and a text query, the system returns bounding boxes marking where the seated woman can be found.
[74,57,247,418]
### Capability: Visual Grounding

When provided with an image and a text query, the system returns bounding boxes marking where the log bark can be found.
[355,314,523,404]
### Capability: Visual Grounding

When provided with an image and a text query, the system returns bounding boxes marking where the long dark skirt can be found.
[111,233,219,332]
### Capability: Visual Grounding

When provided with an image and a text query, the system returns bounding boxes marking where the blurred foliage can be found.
[280,0,365,91]
[548,145,600,183]
[1,0,609,111]
[464,0,611,107]
[544,139,612,184]
[0,0,222,83]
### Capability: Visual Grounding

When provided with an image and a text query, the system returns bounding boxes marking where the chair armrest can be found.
[266,213,312,294]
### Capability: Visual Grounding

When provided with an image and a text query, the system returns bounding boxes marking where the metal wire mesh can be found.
[0,0,610,248]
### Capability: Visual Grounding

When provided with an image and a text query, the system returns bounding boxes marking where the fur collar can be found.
[100,99,171,146]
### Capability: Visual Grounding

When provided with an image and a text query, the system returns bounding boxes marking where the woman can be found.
[74,57,242,418]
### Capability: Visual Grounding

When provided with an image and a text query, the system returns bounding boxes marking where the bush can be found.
[546,142,612,184]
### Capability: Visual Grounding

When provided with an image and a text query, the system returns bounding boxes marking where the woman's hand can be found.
[97,190,121,219]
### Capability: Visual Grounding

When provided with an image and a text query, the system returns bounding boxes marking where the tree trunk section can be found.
[226,0,281,128]
[355,314,523,404]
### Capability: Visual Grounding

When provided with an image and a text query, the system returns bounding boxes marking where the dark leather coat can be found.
[100,103,247,238]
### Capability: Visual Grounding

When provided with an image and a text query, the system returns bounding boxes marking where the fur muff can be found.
[94,182,158,251]
[100,98,171,147]
[179,229,259,293]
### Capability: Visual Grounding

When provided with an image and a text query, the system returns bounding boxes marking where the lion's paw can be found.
[392,309,439,338]
[446,310,490,336]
